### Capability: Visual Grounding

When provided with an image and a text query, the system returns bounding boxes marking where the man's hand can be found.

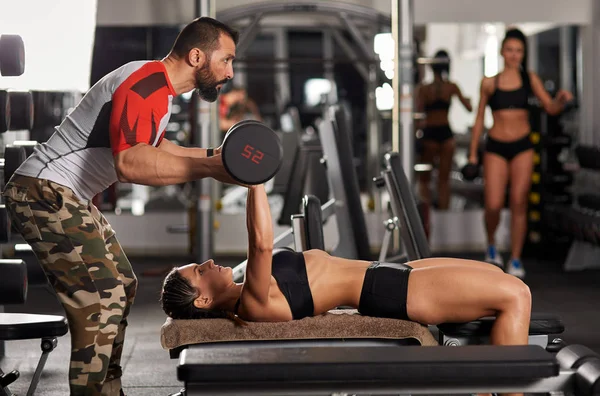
[207,154,249,187]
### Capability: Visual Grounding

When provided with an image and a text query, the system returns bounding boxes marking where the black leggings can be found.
[358,262,413,321]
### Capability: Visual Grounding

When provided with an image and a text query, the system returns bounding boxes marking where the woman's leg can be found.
[437,137,455,210]
[507,149,534,275]
[407,257,504,273]
[483,153,510,266]
[405,258,531,346]
[418,140,440,205]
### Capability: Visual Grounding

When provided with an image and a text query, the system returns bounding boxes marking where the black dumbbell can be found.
[0,34,25,77]
[221,120,283,185]
[461,162,481,181]
[3,145,27,186]
[0,259,28,304]
[7,91,34,131]
[12,140,39,158]
[0,90,9,133]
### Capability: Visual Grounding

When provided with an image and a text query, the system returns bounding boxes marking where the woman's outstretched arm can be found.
[241,185,274,313]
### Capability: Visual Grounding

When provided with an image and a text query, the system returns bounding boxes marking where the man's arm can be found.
[110,89,231,186]
[158,138,218,159]
[114,144,218,185]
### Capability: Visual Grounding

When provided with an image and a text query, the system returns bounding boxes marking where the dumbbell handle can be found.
[373,176,385,188]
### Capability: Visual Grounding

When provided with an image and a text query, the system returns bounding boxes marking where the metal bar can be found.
[235,13,264,58]
[330,29,369,80]
[318,118,359,259]
[527,33,539,72]
[382,169,418,260]
[392,0,415,186]
[575,26,586,144]
[559,26,574,95]
[366,63,382,215]
[378,227,393,262]
[322,29,336,105]
[415,57,450,65]
[338,13,375,60]
[217,1,391,27]
[186,370,576,395]
[194,0,215,263]
[233,57,380,64]
[292,215,307,251]
[273,28,291,114]
[320,198,336,219]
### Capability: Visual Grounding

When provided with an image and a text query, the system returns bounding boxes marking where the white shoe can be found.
[506,258,526,279]
[484,245,504,269]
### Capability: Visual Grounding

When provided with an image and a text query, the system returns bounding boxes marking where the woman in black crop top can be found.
[161,184,532,348]
[416,50,472,211]
[469,28,573,279]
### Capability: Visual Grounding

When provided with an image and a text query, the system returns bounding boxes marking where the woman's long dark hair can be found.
[502,28,530,94]
[431,49,450,79]
[160,268,247,326]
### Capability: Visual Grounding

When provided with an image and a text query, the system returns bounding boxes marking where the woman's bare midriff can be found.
[489,109,531,141]
[425,109,450,127]
[302,249,371,315]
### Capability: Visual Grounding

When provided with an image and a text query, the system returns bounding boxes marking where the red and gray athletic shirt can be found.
[15,60,177,202]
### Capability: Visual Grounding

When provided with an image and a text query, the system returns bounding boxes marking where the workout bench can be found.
[0,259,68,396]
[173,188,596,396]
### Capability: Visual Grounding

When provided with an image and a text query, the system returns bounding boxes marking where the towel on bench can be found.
[160,309,438,349]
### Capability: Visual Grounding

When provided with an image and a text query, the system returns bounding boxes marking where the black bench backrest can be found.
[322,105,372,260]
[385,152,431,259]
[302,195,326,251]
[278,136,329,226]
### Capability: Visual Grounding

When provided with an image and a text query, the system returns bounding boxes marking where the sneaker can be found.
[506,258,526,279]
[484,245,504,268]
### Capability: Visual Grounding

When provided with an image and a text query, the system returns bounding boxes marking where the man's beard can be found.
[195,62,228,102]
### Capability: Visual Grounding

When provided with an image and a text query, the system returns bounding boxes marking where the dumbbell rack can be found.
[525,105,574,257]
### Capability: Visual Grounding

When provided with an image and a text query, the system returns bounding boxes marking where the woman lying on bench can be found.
[160,184,531,346]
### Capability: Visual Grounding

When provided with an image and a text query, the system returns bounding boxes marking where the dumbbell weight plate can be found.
[222,121,283,185]
[8,91,34,131]
[0,35,25,77]
[0,259,28,305]
[13,140,39,158]
[0,90,9,133]
[0,204,10,243]
[226,119,260,132]
[461,163,480,181]
[3,145,27,185]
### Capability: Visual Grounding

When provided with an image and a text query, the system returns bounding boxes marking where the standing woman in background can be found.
[468,28,573,279]
[416,50,473,211]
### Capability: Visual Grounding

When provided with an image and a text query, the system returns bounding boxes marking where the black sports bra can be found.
[424,99,450,112]
[235,248,314,320]
[488,74,529,111]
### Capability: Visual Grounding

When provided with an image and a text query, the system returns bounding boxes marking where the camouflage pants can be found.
[3,176,137,396]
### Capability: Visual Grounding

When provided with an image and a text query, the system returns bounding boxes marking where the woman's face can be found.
[501,38,525,69]
[178,260,233,307]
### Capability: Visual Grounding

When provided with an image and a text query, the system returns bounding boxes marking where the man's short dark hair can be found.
[171,17,239,59]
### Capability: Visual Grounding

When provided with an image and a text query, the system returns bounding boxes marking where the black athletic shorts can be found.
[358,262,413,321]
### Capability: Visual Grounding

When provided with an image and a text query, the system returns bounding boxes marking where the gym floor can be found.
[3,252,600,396]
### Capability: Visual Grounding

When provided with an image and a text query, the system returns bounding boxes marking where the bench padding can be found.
[161,309,438,349]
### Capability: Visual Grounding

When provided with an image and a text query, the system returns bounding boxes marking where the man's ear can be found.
[193,294,211,309]
[188,48,206,67]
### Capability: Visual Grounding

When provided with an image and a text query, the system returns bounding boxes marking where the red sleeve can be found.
[109,67,172,156]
